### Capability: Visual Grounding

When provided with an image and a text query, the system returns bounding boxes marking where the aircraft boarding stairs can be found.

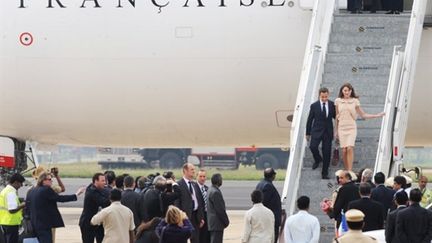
[300,13,410,242]
[281,0,428,242]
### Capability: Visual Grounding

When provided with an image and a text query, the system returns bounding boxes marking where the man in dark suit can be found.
[79,173,111,243]
[175,163,205,243]
[396,189,432,243]
[348,0,362,13]
[306,87,336,179]
[27,172,85,243]
[121,176,144,229]
[363,0,381,13]
[371,172,395,218]
[333,171,360,228]
[197,169,210,243]
[385,191,408,243]
[348,183,385,231]
[383,0,403,14]
[256,168,281,243]
[207,173,229,243]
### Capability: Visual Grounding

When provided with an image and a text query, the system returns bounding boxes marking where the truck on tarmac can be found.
[98,147,290,170]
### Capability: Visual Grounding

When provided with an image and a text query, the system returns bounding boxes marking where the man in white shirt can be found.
[284,196,320,243]
[241,190,274,243]
[91,189,135,243]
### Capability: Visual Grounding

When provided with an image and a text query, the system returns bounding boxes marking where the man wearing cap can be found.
[256,168,281,243]
[332,209,378,243]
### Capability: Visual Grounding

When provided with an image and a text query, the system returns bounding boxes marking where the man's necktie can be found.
[188,181,195,210]
[201,186,208,212]
[322,102,327,118]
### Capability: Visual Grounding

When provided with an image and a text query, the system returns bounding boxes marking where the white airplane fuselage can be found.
[0,0,431,147]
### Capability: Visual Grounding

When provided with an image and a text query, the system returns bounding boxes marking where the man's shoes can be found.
[395,11,400,14]
[386,11,395,14]
[322,174,330,180]
[312,162,319,170]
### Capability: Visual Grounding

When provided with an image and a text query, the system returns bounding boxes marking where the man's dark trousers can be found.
[310,132,332,176]
[348,0,362,12]
[80,225,104,243]
[1,225,18,243]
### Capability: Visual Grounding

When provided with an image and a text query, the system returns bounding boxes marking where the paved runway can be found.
[19,178,284,210]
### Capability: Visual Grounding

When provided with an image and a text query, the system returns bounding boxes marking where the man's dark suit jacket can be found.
[396,202,432,243]
[79,184,111,228]
[256,178,281,227]
[143,185,181,221]
[371,184,395,218]
[27,185,77,231]
[175,178,204,243]
[176,179,204,222]
[385,205,407,243]
[121,189,145,228]
[333,181,360,225]
[348,197,385,231]
[207,185,229,231]
[306,100,335,138]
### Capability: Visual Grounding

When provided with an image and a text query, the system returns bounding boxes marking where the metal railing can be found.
[281,0,337,215]
[391,0,427,174]
[374,46,404,177]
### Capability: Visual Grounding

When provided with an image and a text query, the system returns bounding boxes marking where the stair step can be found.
[330,34,407,45]
[333,14,411,23]
[326,53,393,64]
[325,63,391,75]
[323,73,389,83]
[328,43,402,55]
[332,22,409,34]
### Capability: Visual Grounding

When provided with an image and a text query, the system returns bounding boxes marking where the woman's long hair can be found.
[338,82,359,98]
[165,205,184,225]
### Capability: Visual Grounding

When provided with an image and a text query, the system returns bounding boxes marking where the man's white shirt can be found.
[284,210,320,243]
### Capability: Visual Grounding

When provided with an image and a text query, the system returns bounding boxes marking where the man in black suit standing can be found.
[79,173,111,243]
[256,168,281,243]
[175,163,205,243]
[197,169,210,243]
[371,172,395,218]
[385,191,408,243]
[121,176,144,230]
[348,0,362,13]
[306,87,336,179]
[333,171,360,228]
[207,173,229,243]
[396,189,432,243]
[348,183,385,231]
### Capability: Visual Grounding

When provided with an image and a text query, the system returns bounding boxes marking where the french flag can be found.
[337,210,349,237]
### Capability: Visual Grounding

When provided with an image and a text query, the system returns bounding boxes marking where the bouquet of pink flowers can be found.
[320,198,332,213]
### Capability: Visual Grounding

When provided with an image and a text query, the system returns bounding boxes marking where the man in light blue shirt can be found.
[284,196,320,243]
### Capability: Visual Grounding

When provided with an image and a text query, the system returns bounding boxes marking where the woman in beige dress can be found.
[335,83,385,171]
